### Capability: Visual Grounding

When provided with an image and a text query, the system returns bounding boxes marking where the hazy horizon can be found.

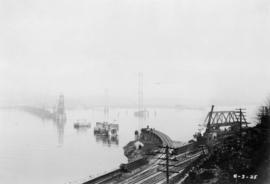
[1,0,270,108]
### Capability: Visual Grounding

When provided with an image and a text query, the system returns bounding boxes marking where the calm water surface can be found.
[0,106,258,184]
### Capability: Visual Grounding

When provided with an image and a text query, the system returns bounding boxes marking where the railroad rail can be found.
[82,169,122,184]
[118,151,203,184]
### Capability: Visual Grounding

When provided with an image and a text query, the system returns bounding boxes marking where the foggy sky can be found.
[0,0,270,106]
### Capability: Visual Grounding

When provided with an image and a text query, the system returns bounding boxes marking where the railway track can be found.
[82,169,122,184]
[124,167,158,184]
[119,151,202,184]
[82,143,203,184]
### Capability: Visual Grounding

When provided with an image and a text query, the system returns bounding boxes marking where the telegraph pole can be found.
[236,108,247,133]
[165,145,169,184]
[236,108,247,147]
[239,108,242,132]
[156,145,178,184]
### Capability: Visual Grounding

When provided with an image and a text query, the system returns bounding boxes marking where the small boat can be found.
[74,120,91,129]
[94,122,119,138]
[134,110,149,118]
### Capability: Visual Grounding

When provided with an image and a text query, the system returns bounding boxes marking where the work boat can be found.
[94,122,119,138]
[74,119,91,129]
[134,109,149,118]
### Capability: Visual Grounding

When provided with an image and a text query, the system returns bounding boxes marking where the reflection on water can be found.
[53,119,66,145]
[94,134,119,146]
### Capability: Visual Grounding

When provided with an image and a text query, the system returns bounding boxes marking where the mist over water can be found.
[1,0,270,108]
[0,104,258,184]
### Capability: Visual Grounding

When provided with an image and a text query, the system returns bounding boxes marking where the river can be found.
[0,105,258,184]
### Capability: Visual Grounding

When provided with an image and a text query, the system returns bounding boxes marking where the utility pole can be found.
[236,108,247,147]
[239,108,242,132]
[157,145,178,184]
[235,108,247,132]
[165,145,169,184]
